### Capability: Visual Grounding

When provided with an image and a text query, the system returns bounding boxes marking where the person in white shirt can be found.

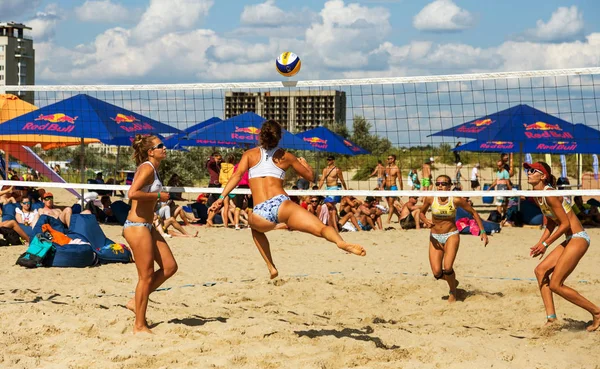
[471,164,481,190]
[15,197,39,228]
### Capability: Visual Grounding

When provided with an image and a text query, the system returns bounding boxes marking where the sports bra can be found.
[248,147,285,180]
[431,197,456,220]
[537,185,572,220]
[137,161,163,193]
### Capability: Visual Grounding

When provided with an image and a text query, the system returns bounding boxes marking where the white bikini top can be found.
[248,147,285,180]
[138,161,163,193]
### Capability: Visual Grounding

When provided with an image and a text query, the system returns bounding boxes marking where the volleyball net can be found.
[2,67,600,203]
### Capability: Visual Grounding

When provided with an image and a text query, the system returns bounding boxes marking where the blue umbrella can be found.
[163,117,226,149]
[0,94,182,142]
[429,104,579,142]
[188,112,314,150]
[295,126,370,156]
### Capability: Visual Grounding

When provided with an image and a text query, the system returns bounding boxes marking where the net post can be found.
[80,138,85,206]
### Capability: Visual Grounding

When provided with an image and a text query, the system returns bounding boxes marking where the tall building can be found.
[225,90,346,132]
[0,22,35,104]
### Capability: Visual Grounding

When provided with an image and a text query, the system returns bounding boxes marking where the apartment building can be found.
[0,22,35,104]
[224,90,346,132]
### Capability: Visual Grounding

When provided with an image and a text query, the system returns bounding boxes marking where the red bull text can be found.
[195,139,237,146]
[523,122,573,139]
[479,141,514,150]
[24,113,79,133]
[536,142,577,151]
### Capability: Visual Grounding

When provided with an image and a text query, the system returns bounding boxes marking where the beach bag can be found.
[16,233,55,268]
[0,226,23,245]
[95,243,133,264]
[487,210,502,223]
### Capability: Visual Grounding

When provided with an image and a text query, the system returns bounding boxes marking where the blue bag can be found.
[16,233,56,268]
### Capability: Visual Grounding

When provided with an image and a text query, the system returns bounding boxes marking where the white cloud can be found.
[0,0,42,18]
[305,0,390,68]
[32,0,600,86]
[131,0,214,42]
[413,0,475,32]
[240,0,315,27]
[27,4,62,42]
[521,6,584,42]
[74,0,130,23]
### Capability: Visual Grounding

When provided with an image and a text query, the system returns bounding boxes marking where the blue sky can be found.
[1,0,598,85]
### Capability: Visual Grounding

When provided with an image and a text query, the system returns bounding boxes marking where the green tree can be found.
[350,115,392,156]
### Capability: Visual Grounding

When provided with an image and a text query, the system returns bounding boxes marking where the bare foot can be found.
[126,299,135,314]
[133,325,154,335]
[544,319,557,327]
[194,231,199,237]
[586,311,600,332]
[206,220,213,227]
[448,292,457,303]
[337,242,366,256]
[269,266,279,279]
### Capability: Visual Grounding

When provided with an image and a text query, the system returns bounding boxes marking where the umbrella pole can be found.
[518,144,523,211]
[4,144,8,178]
[80,138,85,206]
[115,146,120,179]
[577,154,582,188]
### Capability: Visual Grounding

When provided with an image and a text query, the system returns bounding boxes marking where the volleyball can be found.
[275,52,301,77]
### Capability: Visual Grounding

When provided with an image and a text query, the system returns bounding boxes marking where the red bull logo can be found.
[110,113,154,132]
[232,126,260,140]
[23,113,79,133]
[35,113,78,123]
[342,139,360,152]
[523,121,573,139]
[536,142,577,151]
[303,136,328,148]
[523,121,562,131]
[457,118,495,133]
[479,141,514,150]
[473,118,494,127]
[111,114,140,124]
[235,126,260,134]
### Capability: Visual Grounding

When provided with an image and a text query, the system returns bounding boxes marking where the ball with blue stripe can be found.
[275,52,301,77]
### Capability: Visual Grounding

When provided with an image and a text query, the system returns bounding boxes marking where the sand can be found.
[1,188,600,369]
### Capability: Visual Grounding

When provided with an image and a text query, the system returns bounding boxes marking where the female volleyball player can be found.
[209,119,365,279]
[525,161,600,331]
[123,135,178,334]
[419,174,488,302]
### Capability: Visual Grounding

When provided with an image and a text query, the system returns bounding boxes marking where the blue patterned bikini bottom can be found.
[430,230,460,245]
[252,194,291,224]
[565,230,591,246]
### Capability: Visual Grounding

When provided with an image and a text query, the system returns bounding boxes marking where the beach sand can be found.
[2,188,600,369]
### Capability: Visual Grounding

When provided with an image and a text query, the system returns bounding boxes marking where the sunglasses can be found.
[151,143,165,150]
[22,201,30,205]
[43,197,54,201]
[435,182,451,186]
[527,168,544,175]
[310,199,318,203]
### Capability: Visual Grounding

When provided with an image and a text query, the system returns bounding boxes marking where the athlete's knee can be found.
[534,265,548,280]
[432,268,443,280]
[163,262,178,278]
[548,279,563,293]
[443,268,454,276]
